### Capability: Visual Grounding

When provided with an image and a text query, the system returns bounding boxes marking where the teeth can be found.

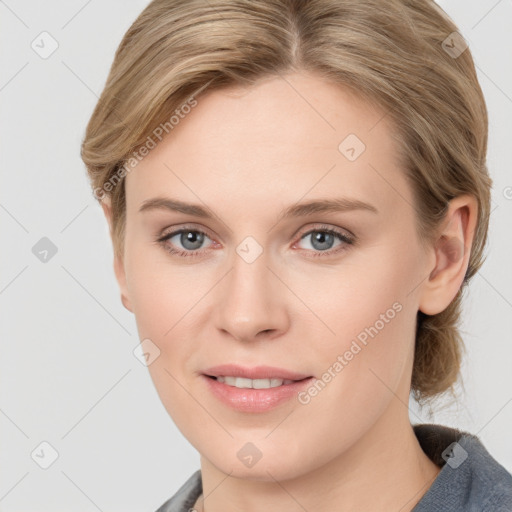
[216,376,295,388]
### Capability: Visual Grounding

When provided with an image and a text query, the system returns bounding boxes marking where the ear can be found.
[418,194,478,316]
[100,197,133,313]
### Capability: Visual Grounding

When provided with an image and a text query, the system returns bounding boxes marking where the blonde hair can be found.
[81,0,491,403]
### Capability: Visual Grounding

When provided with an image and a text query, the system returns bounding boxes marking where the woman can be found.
[81,0,512,510]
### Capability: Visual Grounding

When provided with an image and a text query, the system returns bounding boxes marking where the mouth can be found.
[202,364,313,385]
[201,364,315,412]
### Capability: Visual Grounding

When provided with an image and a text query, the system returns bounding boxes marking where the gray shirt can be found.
[155,423,512,511]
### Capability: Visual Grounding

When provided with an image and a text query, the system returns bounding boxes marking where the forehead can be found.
[125,72,410,218]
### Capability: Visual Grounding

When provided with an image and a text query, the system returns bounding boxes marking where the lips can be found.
[203,364,312,381]
[201,364,315,412]
[202,373,315,412]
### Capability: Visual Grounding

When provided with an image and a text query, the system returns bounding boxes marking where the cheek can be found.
[306,243,420,390]
[124,237,196,335]
[124,244,217,389]
[300,246,415,341]
[125,255,204,426]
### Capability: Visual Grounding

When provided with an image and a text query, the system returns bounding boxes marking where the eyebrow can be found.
[139,196,378,220]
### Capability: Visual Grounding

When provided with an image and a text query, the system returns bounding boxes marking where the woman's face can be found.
[115,72,436,480]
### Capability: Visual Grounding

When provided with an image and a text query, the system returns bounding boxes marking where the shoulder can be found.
[413,423,512,511]
[154,469,202,512]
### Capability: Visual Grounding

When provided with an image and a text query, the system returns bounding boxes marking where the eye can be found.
[293,224,355,257]
[156,226,215,258]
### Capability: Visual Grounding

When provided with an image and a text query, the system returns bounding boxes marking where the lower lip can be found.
[202,375,315,412]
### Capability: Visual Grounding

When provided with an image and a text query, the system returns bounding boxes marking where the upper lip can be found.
[203,364,312,381]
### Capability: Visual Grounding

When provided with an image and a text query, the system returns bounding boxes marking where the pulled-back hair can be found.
[81,0,491,403]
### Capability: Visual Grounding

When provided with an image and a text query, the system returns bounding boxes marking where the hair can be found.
[81,0,491,404]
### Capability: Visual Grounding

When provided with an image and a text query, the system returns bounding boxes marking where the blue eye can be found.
[157,227,212,257]
[295,225,354,257]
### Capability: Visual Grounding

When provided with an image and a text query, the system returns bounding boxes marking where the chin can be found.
[205,450,309,483]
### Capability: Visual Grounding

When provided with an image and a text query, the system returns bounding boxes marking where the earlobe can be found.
[114,255,133,313]
[419,195,478,316]
[100,197,133,313]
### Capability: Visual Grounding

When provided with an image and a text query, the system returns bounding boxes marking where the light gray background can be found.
[1,0,511,510]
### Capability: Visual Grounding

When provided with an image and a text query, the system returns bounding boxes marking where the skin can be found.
[102,71,477,512]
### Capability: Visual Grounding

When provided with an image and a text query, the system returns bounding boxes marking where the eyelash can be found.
[156,224,355,259]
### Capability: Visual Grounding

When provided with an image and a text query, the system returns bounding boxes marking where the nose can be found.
[213,248,290,343]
